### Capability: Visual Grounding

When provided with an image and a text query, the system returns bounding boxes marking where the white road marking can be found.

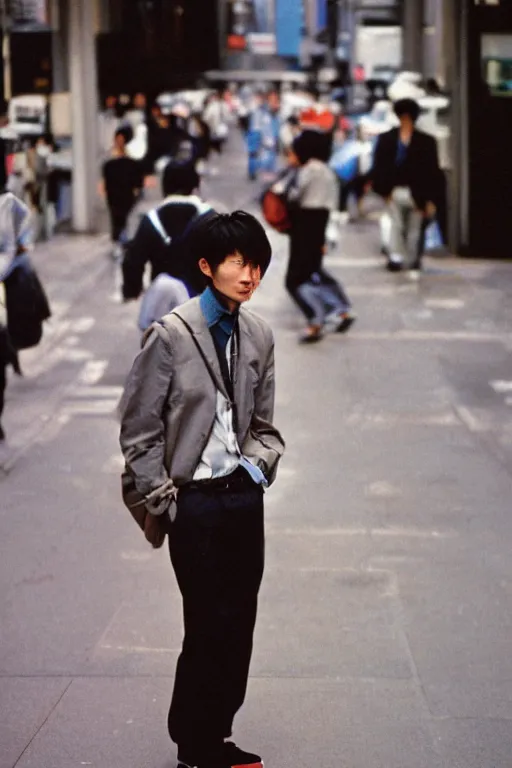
[490,380,512,393]
[62,400,118,416]
[70,386,124,399]
[266,526,454,539]
[100,644,179,654]
[349,330,508,342]
[77,360,108,385]
[453,405,486,433]
[120,550,153,562]
[69,317,96,333]
[424,298,465,310]
[365,481,403,498]
[346,411,460,428]
[324,255,384,268]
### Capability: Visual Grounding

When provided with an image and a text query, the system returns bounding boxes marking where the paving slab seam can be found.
[11,679,73,768]
[453,404,512,482]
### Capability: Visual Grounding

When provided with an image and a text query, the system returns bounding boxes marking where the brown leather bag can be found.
[121,470,171,549]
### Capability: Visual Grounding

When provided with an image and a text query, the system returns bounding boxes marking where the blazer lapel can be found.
[234,310,252,415]
[173,300,229,399]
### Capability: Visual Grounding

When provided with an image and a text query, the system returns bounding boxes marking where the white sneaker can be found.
[407,269,421,282]
[387,253,403,272]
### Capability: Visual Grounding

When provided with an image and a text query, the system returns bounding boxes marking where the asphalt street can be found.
[1,133,512,768]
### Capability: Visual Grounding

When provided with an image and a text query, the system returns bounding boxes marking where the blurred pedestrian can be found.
[332,125,373,221]
[122,159,211,329]
[101,126,144,258]
[284,130,355,343]
[0,192,33,442]
[119,210,284,768]
[98,95,122,158]
[368,98,441,277]
[145,101,174,173]
[246,90,281,181]
[125,92,147,131]
[203,91,230,157]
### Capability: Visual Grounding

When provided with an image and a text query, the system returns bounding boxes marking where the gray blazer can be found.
[119,296,285,515]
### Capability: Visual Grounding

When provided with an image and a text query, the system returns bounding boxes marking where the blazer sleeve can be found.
[241,334,285,486]
[426,134,441,202]
[119,327,176,514]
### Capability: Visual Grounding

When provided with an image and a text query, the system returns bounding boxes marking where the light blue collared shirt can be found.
[195,287,267,486]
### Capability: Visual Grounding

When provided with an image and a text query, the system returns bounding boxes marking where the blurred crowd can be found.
[0,71,448,442]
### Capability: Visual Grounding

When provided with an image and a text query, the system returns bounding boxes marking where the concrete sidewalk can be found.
[2,132,512,768]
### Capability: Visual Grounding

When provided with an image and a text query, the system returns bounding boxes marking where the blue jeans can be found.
[297,270,351,326]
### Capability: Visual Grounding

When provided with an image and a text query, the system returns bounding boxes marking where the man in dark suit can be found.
[369,98,441,276]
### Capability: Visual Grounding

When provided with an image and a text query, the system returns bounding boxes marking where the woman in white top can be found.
[285,131,356,343]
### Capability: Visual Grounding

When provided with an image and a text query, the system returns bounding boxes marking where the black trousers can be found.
[0,360,5,428]
[108,205,132,243]
[168,477,265,752]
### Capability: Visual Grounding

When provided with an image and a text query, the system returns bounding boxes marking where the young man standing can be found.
[119,210,285,768]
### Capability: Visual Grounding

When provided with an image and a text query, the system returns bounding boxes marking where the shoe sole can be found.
[335,316,356,334]
[232,762,264,768]
[177,761,263,768]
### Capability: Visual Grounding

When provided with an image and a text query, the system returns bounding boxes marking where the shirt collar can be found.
[200,286,238,331]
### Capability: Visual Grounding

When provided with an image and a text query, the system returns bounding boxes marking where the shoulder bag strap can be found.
[148,208,172,246]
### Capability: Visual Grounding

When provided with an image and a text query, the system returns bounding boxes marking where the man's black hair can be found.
[292,129,332,165]
[115,124,134,144]
[162,159,199,197]
[185,210,272,282]
[393,98,421,123]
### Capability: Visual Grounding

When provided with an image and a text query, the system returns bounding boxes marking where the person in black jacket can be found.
[122,160,211,303]
[102,126,144,256]
[369,98,441,276]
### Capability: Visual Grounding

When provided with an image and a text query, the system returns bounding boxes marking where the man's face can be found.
[200,252,261,306]
[268,91,280,113]
[114,133,126,151]
[134,93,146,109]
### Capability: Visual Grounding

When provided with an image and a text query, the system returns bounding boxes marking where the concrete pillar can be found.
[442,0,467,252]
[68,0,99,232]
[403,0,424,72]
[51,0,69,93]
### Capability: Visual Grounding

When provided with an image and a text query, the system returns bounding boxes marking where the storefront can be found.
[456,0,512,258]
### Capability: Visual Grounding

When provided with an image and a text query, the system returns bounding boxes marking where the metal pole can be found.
[1,0,11,102]
[68,0,99,232]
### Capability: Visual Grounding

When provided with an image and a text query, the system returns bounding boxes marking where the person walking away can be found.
[119,210,285,768]
[145,101,175,175]
[284,130,355,343]
[202,92,230,174]
[0,192,32,443]
[101,126,143,259]
[333,124,373,222]
[368,98,440,278]
[122,159,212,329]
[98,95,122,159]
[246,90,280,181]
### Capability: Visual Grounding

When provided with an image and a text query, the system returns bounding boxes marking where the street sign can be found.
[247,33,277,55]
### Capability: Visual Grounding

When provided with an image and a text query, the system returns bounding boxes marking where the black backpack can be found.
[4,259,51,350]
